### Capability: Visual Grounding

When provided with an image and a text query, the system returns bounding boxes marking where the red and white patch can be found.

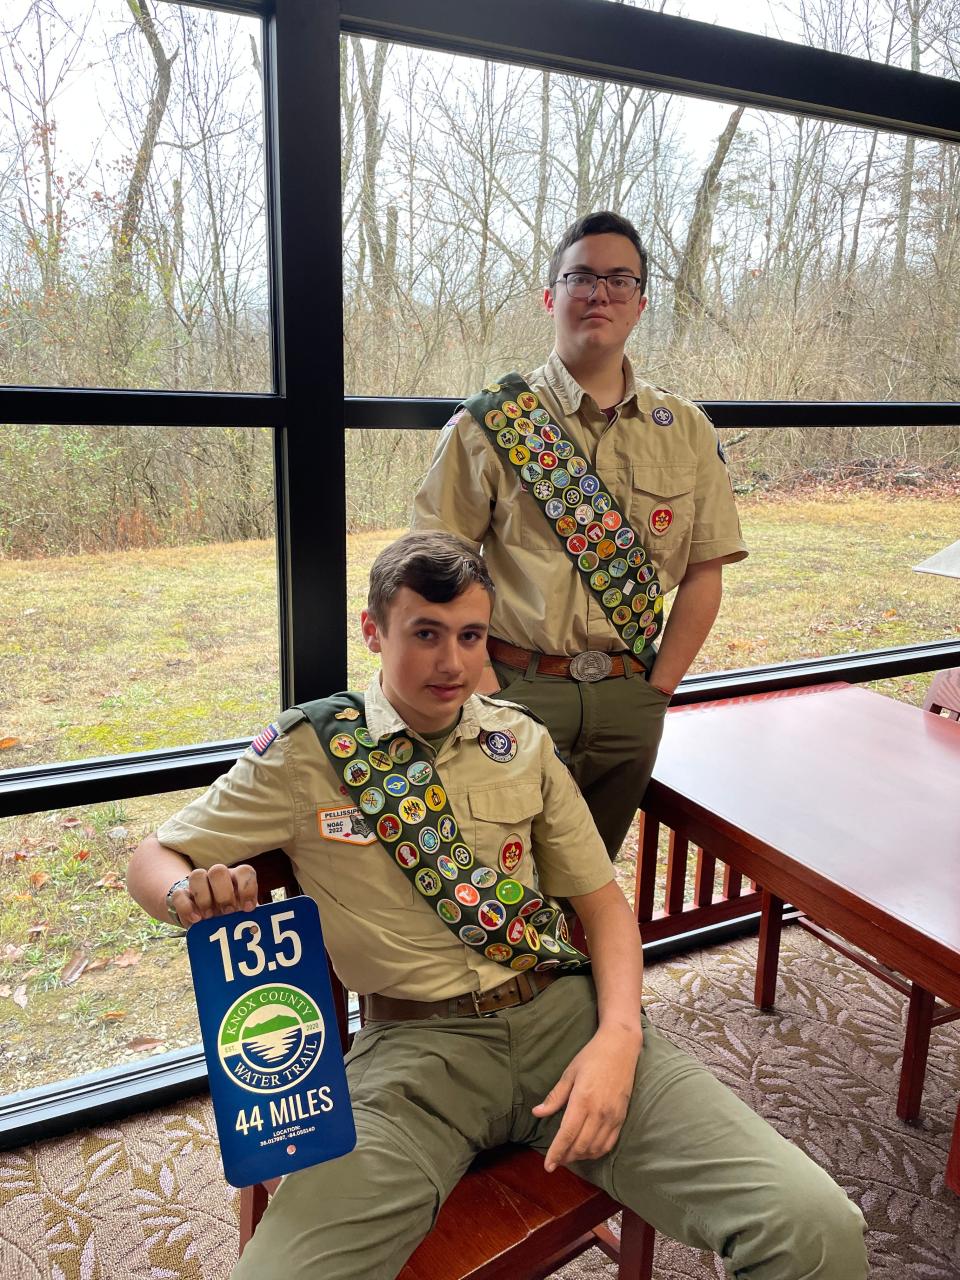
[649,505,673,535]
[499,835,524,875]
[317,805,375,845]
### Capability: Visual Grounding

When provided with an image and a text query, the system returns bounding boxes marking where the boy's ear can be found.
[360,609,382,654]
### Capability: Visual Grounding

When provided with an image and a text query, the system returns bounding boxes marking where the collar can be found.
[543,349,639,415]
[364,676,497,745]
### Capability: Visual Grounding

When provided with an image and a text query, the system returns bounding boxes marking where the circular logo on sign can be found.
[343,758,371,787]
[407,761,433,787]
[424,784,446,812]
[496,427,520,450]
[376,814,402,842]
[384,773,409,797]
[652,406,674,426]
[359,787,385,815]
[471,866,498,890]
[437,814,458,842]
[217,984,324,1095]
[479,729,517,763]
[455,883,481,908]
[415,868,441,896]
[437,898,461,923]
[329,734,356,759]
[396,842,419,869]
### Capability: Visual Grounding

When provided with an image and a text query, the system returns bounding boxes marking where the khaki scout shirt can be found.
[157,678,613,1001]
[412,350,748,657]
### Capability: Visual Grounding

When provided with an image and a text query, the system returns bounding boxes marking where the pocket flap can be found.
[469,782,542,822]
[631,465,696,499]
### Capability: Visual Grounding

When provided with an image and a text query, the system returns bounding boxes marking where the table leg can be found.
[896,984,935,1123]
[755,889,784,1010]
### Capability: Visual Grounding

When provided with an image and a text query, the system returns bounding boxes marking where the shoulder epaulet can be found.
[475,692,547,728]
[276,707,308,734]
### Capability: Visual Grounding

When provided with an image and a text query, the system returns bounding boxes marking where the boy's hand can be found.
[170,863,259,926]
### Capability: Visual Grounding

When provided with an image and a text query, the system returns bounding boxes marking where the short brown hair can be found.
[367,531,494,630]
[548,211,648,298]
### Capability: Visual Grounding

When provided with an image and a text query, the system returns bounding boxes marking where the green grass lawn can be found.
[0,493,957,1091]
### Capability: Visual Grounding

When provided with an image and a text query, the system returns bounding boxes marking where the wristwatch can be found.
[165,876,191,927]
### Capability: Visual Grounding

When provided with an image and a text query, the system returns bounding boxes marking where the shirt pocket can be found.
[627,465,696,582]
[466,781,542,882]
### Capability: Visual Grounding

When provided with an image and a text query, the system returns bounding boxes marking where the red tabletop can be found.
[651,685,960,989]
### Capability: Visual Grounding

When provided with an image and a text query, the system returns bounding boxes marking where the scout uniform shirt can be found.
[156,678,613,1002]
[412,350,748,657]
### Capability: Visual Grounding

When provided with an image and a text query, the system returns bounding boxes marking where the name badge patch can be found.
[317,805,375,845]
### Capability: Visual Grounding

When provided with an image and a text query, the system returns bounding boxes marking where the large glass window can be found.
[341,36,960,403]
[0,423,279,771]
[0,1,269,391]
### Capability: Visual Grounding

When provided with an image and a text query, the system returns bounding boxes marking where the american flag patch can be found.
[250,723,279,756]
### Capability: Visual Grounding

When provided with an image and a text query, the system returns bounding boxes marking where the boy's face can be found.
[544,232,647,362]
[361,583,492,735]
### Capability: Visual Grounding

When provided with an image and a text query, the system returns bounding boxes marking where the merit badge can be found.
[533,481,554,501]
[437,856,459,880]
[633,636,648,654]
[568,456,588,477]
[499,836,523,874]
[376,815,402,843]
[639,610,655,626]
[544,498,565,519]
[644,623,658,639]
[615,527,635,549]
[652,406,674,426]
[471,866,498,890]
[578,551,599,572]
[455,883,481,908]
[484,409,506,431]
[368,749,392,772]
[506,917,526,944]
[551,467,571,489]
[553,440,574,460]
[511,954,537,972]
[497,427,520,449]
[509,444,530,466]
[638,563,654,582]
[354,727,375,748]
[502,400,522,419]
[529,407,550,426]
[539,451,558,470]
[579,474,600,496]
[437,814,458,842]
[590,570,610,591]
[418,827,440,853]
[459,925,488,947]
[517,390,539,412]
[602,510,622,531]
[650,506,673,535]
[437,898,461,923]
[585,521,604,542]
[556,514,577,536]
[622,622,639,640]
[596,539,616,560]
[562,486,583,507]
[415,869,441,896]
[541,934,561,954]
[521,462,543,484]
[612,606,632,626]
[529,908,556,929]
[478,901,507,930]
[524,433,544,453]
[591,491,612,513]
[407,760,433,787]
[452,844,473,868]
[647,580,662,599]
[395,843,419,868]
[609,557,628,578]
[187,898,356,1188]
[424,784,446,811]
[481,732,519,757]
[317,805,376,846]
[329,734,357,759]
[632,595,649,615]
[358,787,385,816]
[250,724,279,757]
[574,503,593,525]
[602,587,622,608]
[343,759,371,788]
[566,533,588,556]
[627,548,644,567]
[335,707,360,721]
[384,773,409,797]
[485,943,513,962]
[540,423,560,442]
[399,796,427,824]
[496,879,524,906]
[518,897,543,918]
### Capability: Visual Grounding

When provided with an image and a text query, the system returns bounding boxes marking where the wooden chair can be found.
[237,850,656,1279]
[924,667,960,721]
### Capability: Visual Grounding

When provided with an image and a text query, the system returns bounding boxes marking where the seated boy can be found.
[127,530,868,1280]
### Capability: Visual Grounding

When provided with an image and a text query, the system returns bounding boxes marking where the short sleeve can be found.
[411,410,500,547]
[688,410,749,567]
[530,732,614,898]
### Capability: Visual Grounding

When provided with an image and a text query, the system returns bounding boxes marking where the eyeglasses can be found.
[556,272,643,301]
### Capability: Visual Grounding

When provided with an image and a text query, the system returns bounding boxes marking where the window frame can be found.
[1,0,959,1148]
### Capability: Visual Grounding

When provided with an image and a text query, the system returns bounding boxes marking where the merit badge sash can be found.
[187,895,356,1186]
[464,372,664,652]
[300,693,589,975]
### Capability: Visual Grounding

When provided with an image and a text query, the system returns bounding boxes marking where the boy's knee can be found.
[758,1173,867,1280]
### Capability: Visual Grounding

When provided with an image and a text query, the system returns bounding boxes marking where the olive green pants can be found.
[491,659,670,858]
[234,977,867,1280]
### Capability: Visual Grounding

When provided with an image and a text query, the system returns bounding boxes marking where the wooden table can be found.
[635,683,960,1189]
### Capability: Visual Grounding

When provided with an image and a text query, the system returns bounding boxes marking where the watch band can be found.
[165,875,191,927]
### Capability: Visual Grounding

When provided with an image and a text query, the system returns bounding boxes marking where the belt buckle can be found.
[568,650,613,682]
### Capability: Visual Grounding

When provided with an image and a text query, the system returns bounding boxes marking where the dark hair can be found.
[548,211,648,298]
[367,531,495,629]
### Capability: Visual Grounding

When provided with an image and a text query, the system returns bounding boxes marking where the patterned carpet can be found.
[2,924,958,1279]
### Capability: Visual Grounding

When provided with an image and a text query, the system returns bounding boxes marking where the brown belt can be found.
[488,636,647,681]
[362,970,562,1021]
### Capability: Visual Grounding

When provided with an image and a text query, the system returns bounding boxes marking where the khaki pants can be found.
[235,977,867,1280]
[492,659,670,857]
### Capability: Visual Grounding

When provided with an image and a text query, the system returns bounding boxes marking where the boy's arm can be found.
[127,834,258,927]
[533,879,644,1172]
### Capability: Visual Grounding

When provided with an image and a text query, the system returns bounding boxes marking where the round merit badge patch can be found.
[479,728,518,762]
[217,983,324,1095]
